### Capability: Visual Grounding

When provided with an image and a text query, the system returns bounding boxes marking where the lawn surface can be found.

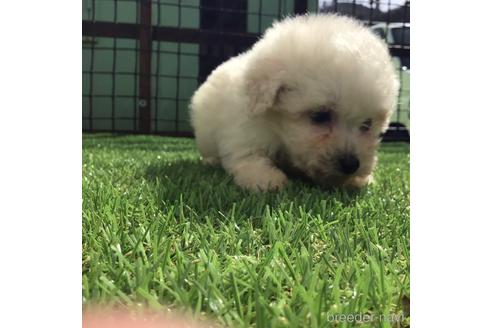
[82,134,410,327]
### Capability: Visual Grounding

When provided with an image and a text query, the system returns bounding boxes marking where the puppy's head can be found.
[243,15,400,187]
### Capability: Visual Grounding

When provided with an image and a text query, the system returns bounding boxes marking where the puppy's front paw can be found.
[225,156,288,191]
[229,161,287,191]
[344,174,374,189]
[202,156,220,166]
[234,168,288,191]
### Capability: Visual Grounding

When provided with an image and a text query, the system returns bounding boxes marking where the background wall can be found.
[82,0,319,133]
[82,0,409,138]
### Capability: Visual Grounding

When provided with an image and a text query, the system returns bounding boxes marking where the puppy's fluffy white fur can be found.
[190,14,399,191]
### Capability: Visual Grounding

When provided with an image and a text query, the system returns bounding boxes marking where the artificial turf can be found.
[82,134,410,328]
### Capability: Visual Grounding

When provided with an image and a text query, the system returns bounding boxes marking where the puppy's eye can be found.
[360,119,372,132]
[310,111,332,124]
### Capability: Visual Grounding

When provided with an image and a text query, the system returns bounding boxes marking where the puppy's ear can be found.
[375,111,393,135]
[379,77,400,132]
[244,57,286,115]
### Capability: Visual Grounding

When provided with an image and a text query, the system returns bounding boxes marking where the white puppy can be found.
[190,14,399,191]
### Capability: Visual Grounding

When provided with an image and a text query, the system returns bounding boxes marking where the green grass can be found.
[82,134,409,327]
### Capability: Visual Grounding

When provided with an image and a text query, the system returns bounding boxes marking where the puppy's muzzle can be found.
[337,154,360,175]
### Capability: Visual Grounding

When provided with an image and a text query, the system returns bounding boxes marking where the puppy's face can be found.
[269,94,386,187]
[245,52,398,187]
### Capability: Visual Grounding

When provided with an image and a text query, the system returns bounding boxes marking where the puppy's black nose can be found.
[338,154,360,175]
